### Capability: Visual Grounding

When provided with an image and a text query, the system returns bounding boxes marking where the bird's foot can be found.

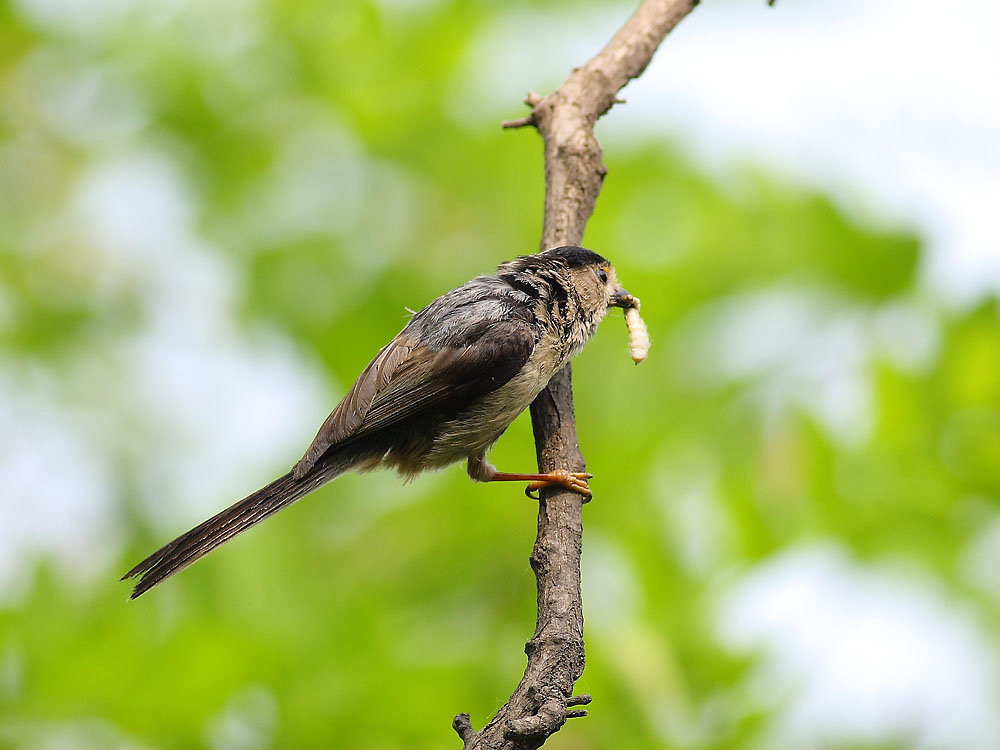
[524,470,593,500]
[475,463,594,500]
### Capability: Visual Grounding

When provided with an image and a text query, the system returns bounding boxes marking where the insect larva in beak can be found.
[624,303,649,364]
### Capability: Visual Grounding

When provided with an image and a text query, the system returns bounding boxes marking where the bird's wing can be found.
[293,316,535,478]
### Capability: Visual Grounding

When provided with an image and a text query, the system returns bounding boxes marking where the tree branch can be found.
[453,1,699,748]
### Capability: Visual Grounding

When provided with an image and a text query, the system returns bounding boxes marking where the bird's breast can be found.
[422,331,568,465]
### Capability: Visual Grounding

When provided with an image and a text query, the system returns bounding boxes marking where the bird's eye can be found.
[598,269,608,283]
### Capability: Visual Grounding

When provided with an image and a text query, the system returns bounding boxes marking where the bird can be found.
[122,245,639,599]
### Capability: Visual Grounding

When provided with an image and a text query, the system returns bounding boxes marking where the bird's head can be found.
[536,245,636,318]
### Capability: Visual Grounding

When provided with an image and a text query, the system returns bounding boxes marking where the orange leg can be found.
[491,470,593,499]
[467,455,592,499]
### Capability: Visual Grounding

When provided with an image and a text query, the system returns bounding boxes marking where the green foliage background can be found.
[1,1,997,749]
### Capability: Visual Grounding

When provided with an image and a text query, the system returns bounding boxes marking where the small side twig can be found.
[501,92,546,129]
[453,714,477,749]
[501,115,536,130]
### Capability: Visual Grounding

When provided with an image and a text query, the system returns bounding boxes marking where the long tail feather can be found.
[122,447,366,599]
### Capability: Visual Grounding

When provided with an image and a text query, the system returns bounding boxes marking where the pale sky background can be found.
[4,0,1000,747]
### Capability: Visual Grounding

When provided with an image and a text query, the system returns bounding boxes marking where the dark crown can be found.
[500,246,609,276]
[543,246,609,268]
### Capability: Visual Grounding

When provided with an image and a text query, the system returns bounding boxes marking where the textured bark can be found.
[453,1,700,748]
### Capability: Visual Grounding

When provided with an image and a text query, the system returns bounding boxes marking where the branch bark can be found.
[454,1,699,748]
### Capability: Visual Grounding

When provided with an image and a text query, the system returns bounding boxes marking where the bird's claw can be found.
[525,470,593,500]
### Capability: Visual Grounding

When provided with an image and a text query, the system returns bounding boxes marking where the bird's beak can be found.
[609,287,637,309]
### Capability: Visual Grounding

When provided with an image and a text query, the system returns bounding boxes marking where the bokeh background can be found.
[2,0,1000,747]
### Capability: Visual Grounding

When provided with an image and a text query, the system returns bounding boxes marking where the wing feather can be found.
[293,317,533,478]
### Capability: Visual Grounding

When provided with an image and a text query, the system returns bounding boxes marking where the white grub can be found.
[624,301,649,364]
